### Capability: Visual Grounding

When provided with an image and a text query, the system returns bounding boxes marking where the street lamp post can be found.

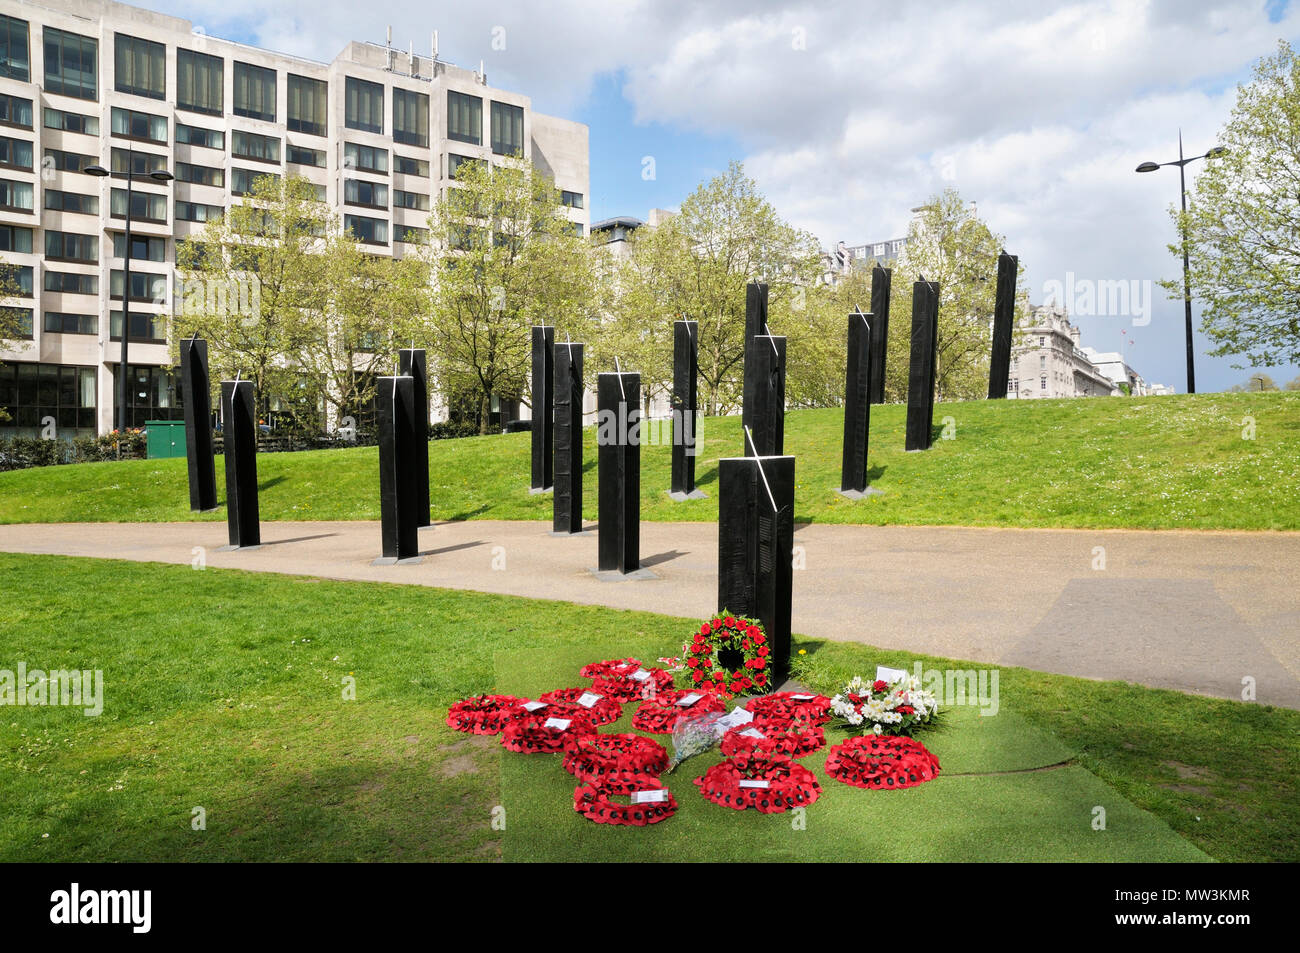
[1135,132,1227,395]
[86,151,174,431]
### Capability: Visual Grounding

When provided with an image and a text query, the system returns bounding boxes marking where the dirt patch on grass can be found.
[438,734,493,778]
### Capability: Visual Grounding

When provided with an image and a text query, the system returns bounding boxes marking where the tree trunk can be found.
[479,390,491,436]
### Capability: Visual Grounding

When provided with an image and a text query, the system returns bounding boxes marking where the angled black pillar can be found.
[905,279,941,451]
[741,281,768,441]
[180,337,217,511]
[398,348,430,525]
[377,375,420,563]
[840,311,875,496]
[743,334,785,456]
[530,326,555,492]
[987,251,1019,399]
[869,265,892,404]
[552,341,584,534]
[718,455,795,684]
[220,379,259,549]
[670,319,704,499]
[596,371,641,574]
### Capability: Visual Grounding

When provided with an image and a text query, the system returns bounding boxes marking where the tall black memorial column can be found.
[596,371,641,574]
[905,279,940,451]
[869,265,892,404]
[552,341,584,534]
[530,325,555,492]
[718,454,795,683]
[180,336,217,511]
[220,379,260,549]
[840,311,876,496]
[398,348,431,525]
[741,282,768,444]
[376,375,420,563]
[987,251,1019,399]
[670,319,703,499]
[744,334,786,456]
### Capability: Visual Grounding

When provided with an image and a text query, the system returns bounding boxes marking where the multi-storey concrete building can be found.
[0,0,589,438]
[1008,305,1121,399]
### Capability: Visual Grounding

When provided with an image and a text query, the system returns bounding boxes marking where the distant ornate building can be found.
[1008,305,1120,399]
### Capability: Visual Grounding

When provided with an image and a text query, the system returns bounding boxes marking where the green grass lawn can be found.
[2,392,1298,530]
[2,553,1294,862]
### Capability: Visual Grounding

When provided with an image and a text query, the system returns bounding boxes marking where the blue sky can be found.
[159,0,1300,391]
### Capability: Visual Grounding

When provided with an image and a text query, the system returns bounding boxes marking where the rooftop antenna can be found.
[408,40,415,75]
[431,31,439,60]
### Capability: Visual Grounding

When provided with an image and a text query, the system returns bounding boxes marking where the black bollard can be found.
[869,265,892,404]
[180,336,217,511]
[220,379,260,549]
[905,279,941,451]
[744,334,785,456]
[987,251,1019,399]
[398,348,430,525]
[596,371,641,575]
[552,341,584,534]
[717,453,795,684]
[376,375,421,564]
[840,310,879,497]
[669,319,705,500]
[530,325,555,492]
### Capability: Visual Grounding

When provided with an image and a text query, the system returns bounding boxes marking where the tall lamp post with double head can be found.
[1135,133,1227,395]
[86,152,174,431]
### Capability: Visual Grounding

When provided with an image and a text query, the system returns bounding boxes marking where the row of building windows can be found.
[0,361,183,437]
[0,14,523,156]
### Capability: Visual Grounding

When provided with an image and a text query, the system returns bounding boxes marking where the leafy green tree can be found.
[1177,41,1300,368]
[1229,372,1279,392]
[606,162,823,415]
[416,157,597,434]
[886,191,1026,401]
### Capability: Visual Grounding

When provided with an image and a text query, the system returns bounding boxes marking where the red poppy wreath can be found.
[501,710,596,753]
[631,688,726,734]
[682,612,772,697]
[746,691,832,726]
[579,657,642,679]
[538,687,623,726]
[719,716,826,758]
[562,732,669,786]
[445,694,526,735]
[592,665,674,702]
[573,776,677,826]
[823,734,941,790]
[694,752,821,813]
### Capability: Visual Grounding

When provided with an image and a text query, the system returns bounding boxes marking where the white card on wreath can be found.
[630,790,668,804]
[542,717,571,730]
[715,707,755,731]
[738,779,770,789]
[522,701,547,712]
[629,669,652,681]
[790,693,815,701]
[576,692,602,708]
[738,728,766,739]
[675,693,703,707]
[875,665,908,686]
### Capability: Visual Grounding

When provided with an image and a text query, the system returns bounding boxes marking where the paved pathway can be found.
[3,520,1297,709]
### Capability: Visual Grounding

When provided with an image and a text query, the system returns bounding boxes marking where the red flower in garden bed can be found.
[823,734,941,790]
[631,688,726,734]
[693,752,821,813]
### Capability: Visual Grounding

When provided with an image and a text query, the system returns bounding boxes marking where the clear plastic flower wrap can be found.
[666,709,730,773]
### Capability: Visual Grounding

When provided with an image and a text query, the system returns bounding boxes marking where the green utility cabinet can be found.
[146,420,187,459]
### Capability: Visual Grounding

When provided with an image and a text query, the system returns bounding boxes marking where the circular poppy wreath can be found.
[694,752,821,813]
[746,692,832,727]
[631,689,726,734]
[573,776,677,826]
[562,732,669,786]
[445,694,526,735]
[592,666,674,703]
[538,687,623,727]
[501,710,596,754]
[719,716,826,759]
[579,657,642,680]
[683,612,772,697]
[824,735,941,790]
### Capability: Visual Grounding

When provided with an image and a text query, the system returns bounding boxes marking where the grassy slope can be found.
[2,392,1298,530]
[2,554,1294,862]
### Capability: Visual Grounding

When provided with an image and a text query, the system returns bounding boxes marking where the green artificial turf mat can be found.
[496,646,1210,862]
